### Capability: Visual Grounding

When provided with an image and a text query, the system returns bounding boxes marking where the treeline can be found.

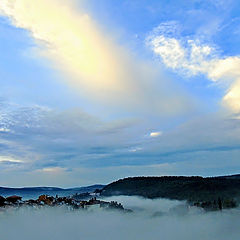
[101,176,240,206]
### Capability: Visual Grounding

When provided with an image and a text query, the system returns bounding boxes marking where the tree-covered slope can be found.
[101,176,240,202]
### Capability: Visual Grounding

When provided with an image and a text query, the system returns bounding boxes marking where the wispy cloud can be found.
[0,128,11,133]
[147,22,240,113]
[0,156,23,163]
[36,167,67,173]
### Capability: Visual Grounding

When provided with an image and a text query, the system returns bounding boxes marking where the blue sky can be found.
[0,0,240,187]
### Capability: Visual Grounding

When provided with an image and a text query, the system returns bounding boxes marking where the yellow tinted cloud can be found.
[0,0,129,95]
[208,57,240,112]
[0,0,191,115]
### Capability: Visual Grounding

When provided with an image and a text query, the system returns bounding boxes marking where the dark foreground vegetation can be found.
[101,175,240,210]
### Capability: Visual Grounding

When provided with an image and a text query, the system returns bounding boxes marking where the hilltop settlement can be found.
[0,193,131,212]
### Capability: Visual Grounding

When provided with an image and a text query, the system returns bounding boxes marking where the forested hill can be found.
[101,176,240,202]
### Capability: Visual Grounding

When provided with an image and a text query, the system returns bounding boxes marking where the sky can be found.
[0,0,240,187]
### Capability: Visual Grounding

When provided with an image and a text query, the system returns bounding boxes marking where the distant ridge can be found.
[216,174,240,179]
[0,184,105,199]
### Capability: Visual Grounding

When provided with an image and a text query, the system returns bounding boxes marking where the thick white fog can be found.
[0,196,240,240]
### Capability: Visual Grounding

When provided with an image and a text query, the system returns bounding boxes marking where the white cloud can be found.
[150,131,162,137]
[129,147,142,152]
[0,156,23,163]
[36,167,67,174]
[147,23,240,113]
[0,128,11,132]
[148,34,214,76]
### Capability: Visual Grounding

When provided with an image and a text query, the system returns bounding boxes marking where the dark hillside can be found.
[101,176,240,203]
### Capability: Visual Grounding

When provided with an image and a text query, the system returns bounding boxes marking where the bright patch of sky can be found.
[0,0,240,186]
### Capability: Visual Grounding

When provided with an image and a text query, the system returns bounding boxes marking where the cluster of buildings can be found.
[0,194,131,212]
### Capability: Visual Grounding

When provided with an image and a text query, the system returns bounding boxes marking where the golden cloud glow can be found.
[0,0,130,96]
[150,131,162,137]
[208,57,240,112]
[0,0,192,116]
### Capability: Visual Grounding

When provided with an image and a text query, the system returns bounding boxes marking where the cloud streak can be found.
[0,0,125,93]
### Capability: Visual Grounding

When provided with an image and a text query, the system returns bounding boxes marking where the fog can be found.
[0,196,240,240]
